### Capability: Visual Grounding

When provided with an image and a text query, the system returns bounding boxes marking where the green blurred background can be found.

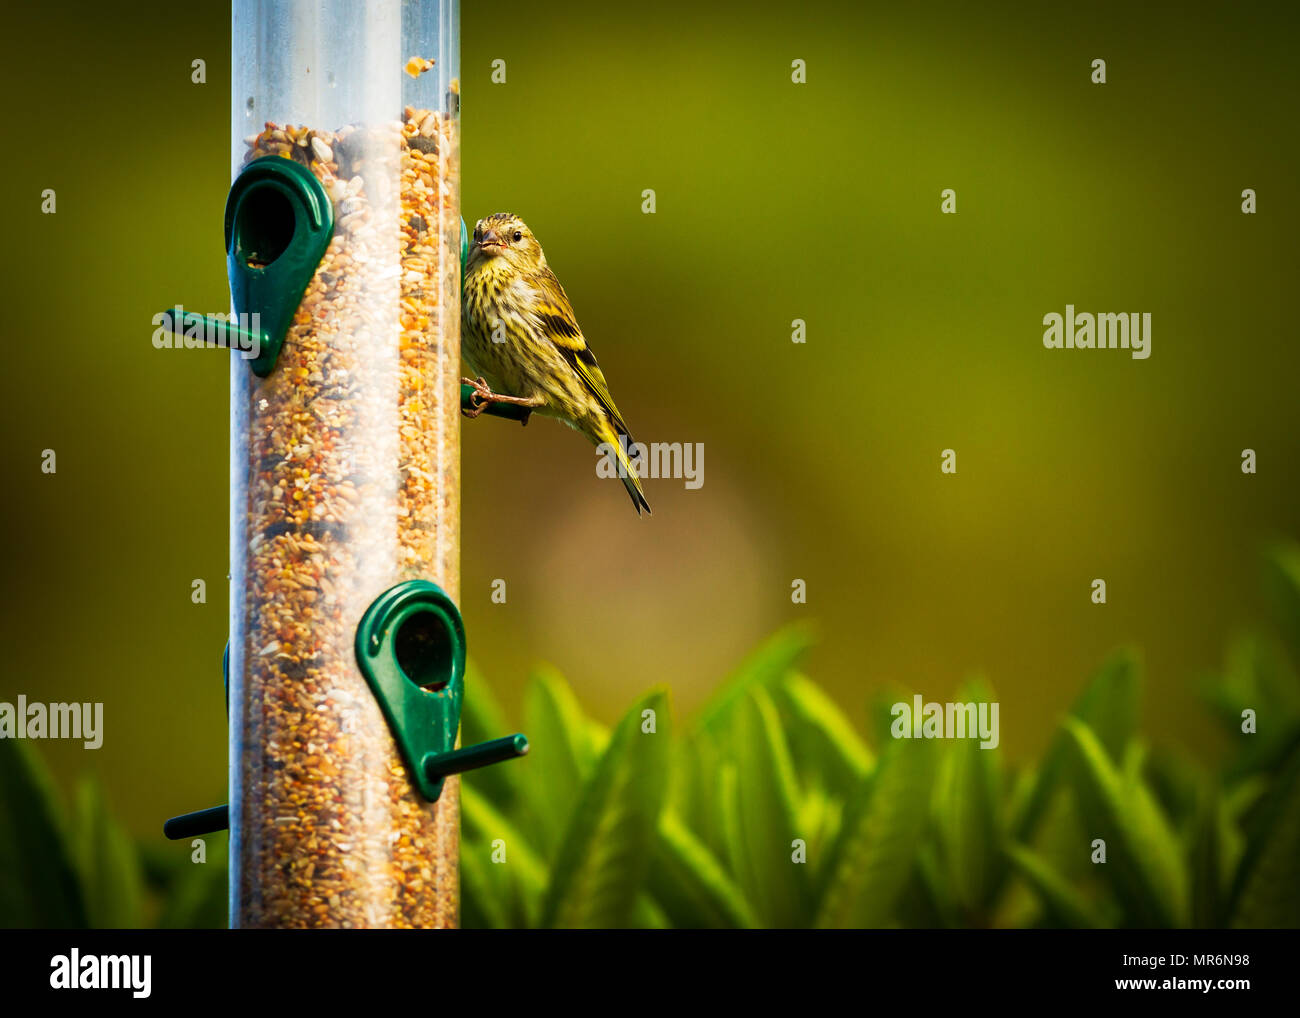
[1,0,1297,839]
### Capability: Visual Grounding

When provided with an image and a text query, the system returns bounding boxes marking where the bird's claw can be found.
[461,376,494,418]
[461,377,537,425]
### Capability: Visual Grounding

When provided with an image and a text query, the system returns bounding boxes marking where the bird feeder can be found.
[161,0,527,929]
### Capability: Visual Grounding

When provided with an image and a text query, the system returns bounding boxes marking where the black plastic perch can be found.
[424,733,530,780]
[164,805,230,841]
[163,738,528,841]
[163,741,527,840]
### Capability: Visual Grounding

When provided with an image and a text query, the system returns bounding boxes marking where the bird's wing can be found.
[530,267,634,439]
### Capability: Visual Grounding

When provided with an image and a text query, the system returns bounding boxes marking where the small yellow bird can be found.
[461,213,650,515]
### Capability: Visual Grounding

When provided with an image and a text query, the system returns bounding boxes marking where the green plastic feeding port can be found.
[156,155,334,377]
[225,157,334,375]
[164,582,528,837]
[356,580,529,802]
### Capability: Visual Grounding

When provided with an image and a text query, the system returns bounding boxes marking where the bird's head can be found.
[468,213,545,272]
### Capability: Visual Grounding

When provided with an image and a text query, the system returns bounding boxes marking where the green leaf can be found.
[723,689,811,926]
[649,809,758,929]
[1144,747,1203,830]
[541,689,671,928]
[815,738,939,928]
[1064,719,1189,927]
[1262,541,1300,666]
[775,673,873,792]
[868,682,913,749]
[1190,784,1228,928]
[519,665,603,856]
[631,893,671,929]
[460,834,509,930]
[909,842,959,928]
[1229,735,1300,928]
[717,759,742,873]
[1030,785,1093,881]
[795,787,841,864]
[1014,649,1140,843]
[695,623,815,737]
[156,838,228,929]
[0,740,85,928]
[1005,843,1108,929]
[1223,776,1266,822]
[678,702,750,864]
[70,778,145,929]
[670,728,722,856]
[1202,635,1300,780]
[1205,634,1300,723]
[461,782,548,928]
[934,679,1003,919]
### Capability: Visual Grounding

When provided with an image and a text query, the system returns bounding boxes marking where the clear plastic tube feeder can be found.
[227,0,466,929]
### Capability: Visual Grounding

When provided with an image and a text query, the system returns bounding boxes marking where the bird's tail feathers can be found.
[597,424,651,516]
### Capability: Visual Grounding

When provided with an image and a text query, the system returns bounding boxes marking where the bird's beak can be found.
[477,229,504,254]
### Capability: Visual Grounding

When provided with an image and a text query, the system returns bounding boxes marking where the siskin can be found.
[461,213,650,515]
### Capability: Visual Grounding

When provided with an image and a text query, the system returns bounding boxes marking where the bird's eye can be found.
[512,230,523,243]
